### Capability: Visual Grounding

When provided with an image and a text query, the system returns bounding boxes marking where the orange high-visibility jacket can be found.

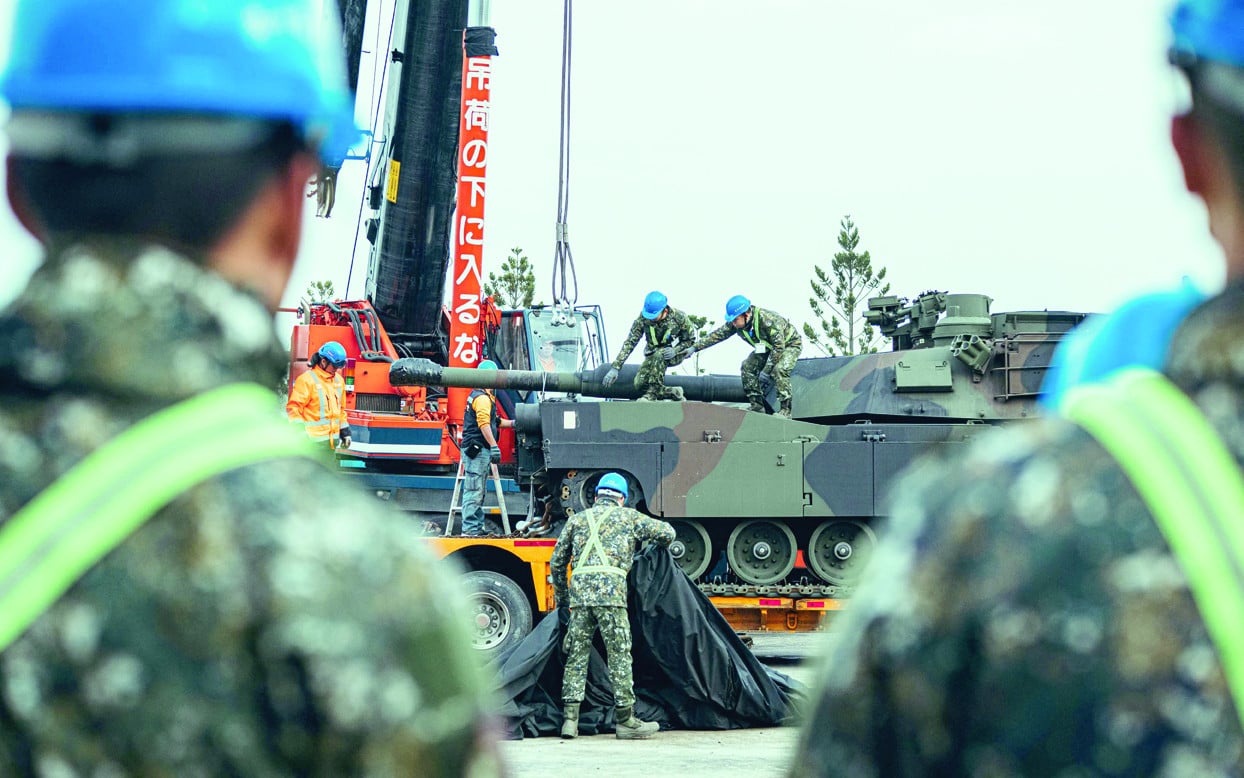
[286,365,346,445]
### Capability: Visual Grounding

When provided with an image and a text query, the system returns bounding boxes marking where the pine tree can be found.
[484,247,537,308]
[804,216,890,356]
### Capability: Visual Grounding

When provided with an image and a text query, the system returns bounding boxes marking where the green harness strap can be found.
[1063,367,1244,724]
[0,383,322,652]
[573,508,627,578]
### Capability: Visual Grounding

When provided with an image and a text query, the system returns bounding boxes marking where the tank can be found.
[390,291,1087,597]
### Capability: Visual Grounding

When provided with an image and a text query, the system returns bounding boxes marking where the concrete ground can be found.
[496,631,829,778]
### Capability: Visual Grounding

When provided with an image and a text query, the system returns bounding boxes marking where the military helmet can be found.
[725,295,752,321]
[317,341,347,368]
[641,291,668,320]
[596,472,629,500]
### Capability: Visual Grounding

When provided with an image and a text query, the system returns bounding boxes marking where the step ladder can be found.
[445,456,511,536]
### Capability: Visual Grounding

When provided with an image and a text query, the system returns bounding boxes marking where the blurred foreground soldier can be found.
[286,340,353,450]
[603,290,697,401]
[0,1,501,775]
[789,2,1244,775]
[691,295,802,417]
[551,473,675,740]
[459,359,514,537]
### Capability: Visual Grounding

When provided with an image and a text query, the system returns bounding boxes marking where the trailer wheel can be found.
[462,570,532,660]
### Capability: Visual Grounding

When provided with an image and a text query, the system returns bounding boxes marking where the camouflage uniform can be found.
[0,242,502,777]
[611,307,697,401]
[697,306,802,413]
[789,280,1244,777]
[550,497,674,707]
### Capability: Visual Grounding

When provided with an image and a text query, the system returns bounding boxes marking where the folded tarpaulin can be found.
[492,544,807,739]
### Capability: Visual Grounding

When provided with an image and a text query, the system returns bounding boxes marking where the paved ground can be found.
[496,631,829,778]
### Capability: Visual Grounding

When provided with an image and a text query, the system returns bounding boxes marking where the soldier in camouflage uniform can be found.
[789,2,1244,775]
[550,472,675,740]
[0,2,501,775]
[692,295,802,417]
[602,290,697,401]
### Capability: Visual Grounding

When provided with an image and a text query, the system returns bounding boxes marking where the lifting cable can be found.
[345,0,398,300]
[550,0,579,315]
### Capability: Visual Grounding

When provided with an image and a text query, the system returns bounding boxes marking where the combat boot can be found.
[667,386,686,401]
[776,400,791,419]
[561,702,580,739]
[614,705,659,739]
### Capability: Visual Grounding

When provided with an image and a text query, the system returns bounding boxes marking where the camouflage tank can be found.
[390,291,1086,597]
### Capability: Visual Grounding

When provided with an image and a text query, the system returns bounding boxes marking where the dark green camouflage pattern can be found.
[696,306,802,411]
[550,498,675,607]
[611,307,697,401]
[0,242,501,777]
[788,281,1244,777]
[561,605,635,707]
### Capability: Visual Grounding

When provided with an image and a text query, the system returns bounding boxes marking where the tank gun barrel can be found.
[389,358,748,403]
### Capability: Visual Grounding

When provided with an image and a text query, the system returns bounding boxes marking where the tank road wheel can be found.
[726,520,797,586]
[806,520,878,586]
[668,519,712,580]
[461,570,532,661]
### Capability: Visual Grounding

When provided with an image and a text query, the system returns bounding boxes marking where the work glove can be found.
[678,345,697,361]
[602,367,620,387]
[489,447,501,464]
[659,346,677,363]
[338,429,352,449]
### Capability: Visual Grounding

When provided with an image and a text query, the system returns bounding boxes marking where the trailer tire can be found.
[462,570,532,660]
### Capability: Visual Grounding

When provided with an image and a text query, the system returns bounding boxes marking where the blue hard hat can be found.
[596,472,629,500]
[318,341,347,368]
[725,295,752,321]
[1170,0,1244,67]
[0,0,359,165]
[478,360,498,371]
[641,291,668,320]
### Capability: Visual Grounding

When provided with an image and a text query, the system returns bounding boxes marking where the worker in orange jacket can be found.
[286,341,352,450]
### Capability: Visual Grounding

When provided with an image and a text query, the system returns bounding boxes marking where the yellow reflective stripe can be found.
[578,510,626,577]
[0,384,321,652]
[573,565,627,577]
[1064,368,1244,725]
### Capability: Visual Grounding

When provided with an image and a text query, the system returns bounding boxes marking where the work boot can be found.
[614,705,659,739]
[561,702,580,739]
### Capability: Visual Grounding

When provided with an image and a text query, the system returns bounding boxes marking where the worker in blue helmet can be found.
[286,341,353,450]
[603,290,698,401]
[458,359,516,536]
[0,2,500,775]
[789,2,1244,775]
[688,295,802,417]
[550,472,675,741]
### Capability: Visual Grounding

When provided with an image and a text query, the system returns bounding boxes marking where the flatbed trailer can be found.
[421,534,843,658]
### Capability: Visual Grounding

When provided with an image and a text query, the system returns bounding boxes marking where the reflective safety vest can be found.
[737,309,771,351]
[1063,367,1244,725]
[287,366,346,445]
[572,508,628,578]
[0,384,321,652]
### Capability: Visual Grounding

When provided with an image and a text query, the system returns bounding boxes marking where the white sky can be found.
[0,1,1226,374]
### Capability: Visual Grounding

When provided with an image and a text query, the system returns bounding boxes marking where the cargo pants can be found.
[741,344,799,412]
[562,605,636,708]
[459,449,492,536]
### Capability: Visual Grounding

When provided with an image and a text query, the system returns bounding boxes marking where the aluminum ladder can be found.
[445,455,511,536]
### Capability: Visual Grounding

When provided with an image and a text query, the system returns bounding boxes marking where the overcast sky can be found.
[0,0,1225,374]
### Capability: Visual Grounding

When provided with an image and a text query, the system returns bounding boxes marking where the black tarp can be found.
[493,545,806,739]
